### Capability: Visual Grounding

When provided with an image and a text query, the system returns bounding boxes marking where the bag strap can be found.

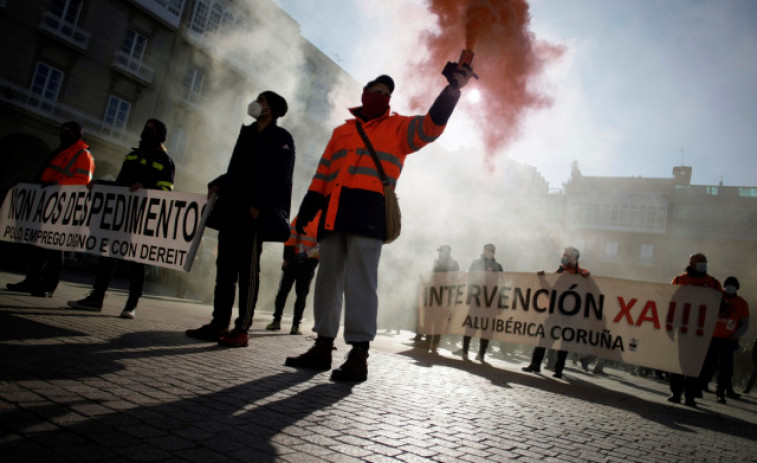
[355,120,391,187]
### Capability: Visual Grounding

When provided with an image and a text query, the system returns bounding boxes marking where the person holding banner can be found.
[265,213,321,335]
[186,91,295,348]
[6,121,94,297]
[522,246,590,379]
[456,243,502,361]
[669,253,722,407]
[285,66,474,382]
[67,119,174,318]
[700,276,750,403]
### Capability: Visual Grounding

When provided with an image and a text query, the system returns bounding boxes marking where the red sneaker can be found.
[217,329,249,348]
[186,323,229,341]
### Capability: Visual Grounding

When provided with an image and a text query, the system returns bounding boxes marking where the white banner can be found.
[0,183,211,272]
[418,271,723,376]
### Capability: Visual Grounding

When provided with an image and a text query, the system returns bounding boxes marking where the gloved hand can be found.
[295,220,306,235]
[442,62,475,90]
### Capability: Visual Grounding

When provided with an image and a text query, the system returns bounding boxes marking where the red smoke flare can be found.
[411,0,564,167]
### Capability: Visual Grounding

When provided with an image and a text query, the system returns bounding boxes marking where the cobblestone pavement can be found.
[1,271,756,462]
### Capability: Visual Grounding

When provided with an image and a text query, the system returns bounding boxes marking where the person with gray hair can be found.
[522,246,590,378]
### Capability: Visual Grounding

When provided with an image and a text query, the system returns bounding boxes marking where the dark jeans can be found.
[93,257,145,310]
[212,228,262,331]
[463,336,489,356]
[700,337,735,396]
[26,247,63,292]
[530,347,568,374]
[669,373,699,401]
[272,258,318,326]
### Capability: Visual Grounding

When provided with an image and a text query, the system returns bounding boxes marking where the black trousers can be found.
[530,347,568,374]
[26,247,63,292]
[463,336,489,355]
[700,337,735,396]
[93,257,145,309]
[212,228,262,331]
[272,258,318,326]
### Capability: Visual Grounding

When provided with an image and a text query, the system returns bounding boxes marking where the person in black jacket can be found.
[186,91,295,348]
[67,119,175,318]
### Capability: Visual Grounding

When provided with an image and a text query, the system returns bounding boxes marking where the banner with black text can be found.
[0,183,211,271]
[418,271,722,376]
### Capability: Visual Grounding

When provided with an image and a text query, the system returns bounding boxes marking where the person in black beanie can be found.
[186,91,295,347]
[67,119,174,318]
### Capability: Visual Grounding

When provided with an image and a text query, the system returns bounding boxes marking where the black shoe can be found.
[552,372,563,379]
[667,394,681,404]
[684,398,697,407]
[31,289,53,297]
[67,293,104,311]
[726,390,741,399]
[285,339,334,370]
[330,347,368,382]
[186,323,229,341]
[522,365,540,373]
[717,395,727,404]
[695,389,703,398]
[6,280,33,293]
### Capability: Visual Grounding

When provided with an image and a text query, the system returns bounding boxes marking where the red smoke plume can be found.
[412,0,564,165]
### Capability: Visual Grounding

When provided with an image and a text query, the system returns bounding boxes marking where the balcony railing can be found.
[131,0,185,29]
[0,78,139,148]
[112,51,155,85]
[38,11,91,51]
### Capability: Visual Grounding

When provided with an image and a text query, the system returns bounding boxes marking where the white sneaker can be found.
[120,309,135,319]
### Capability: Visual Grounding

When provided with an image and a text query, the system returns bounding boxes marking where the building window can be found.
[122,29,147,62]
[30,62,64,100]
[104,95,130,130]
[168,128,189,163]
[51,0,82,24]
[640,244,654,262]
[183,68,205,104]
[191,0,233,33]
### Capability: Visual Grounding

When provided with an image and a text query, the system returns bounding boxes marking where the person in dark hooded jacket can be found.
[186,91,295,348]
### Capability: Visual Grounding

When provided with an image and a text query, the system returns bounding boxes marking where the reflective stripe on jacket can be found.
[40,139,94,185]
[285,213,320,253]
[308,108,446,234]
[117,146,175,191]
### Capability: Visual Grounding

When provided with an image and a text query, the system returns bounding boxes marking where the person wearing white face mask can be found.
[523,246,590,378]
[186,91,295,348]
[669,253,723,407]
[700,276,750,403]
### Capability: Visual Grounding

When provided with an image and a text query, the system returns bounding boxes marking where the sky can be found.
[271,0,757,189]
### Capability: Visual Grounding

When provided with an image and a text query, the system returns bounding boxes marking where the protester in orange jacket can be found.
[285,64,474,382]
[6,121,94,296]
[700,276,750,403]
[266,212,321,335]
[669,253,722,407]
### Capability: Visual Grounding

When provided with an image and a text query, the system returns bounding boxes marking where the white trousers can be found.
[312,233,382,343]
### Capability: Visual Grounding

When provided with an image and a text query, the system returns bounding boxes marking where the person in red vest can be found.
[522,246,590,379]
[266,212,321,335]
[285,63,474,382]
[700,276,750,403]
[6,121,94,296]
[669,253,722,407]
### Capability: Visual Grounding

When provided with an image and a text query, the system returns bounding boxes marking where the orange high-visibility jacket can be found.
[40,139,94,185]
[671,272,722,291]
[285,212,321,258]
[305,108,447,240]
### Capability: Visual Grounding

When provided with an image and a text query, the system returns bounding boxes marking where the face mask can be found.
[361,90,390,119]
[140,127,159,146]
[724,285,737,295]
[247,101,263,119]
[695,262,707,273]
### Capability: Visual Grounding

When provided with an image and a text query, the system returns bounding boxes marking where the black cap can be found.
[364,75,394,94]
[724,276,740,289]
[261,91,288,118]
